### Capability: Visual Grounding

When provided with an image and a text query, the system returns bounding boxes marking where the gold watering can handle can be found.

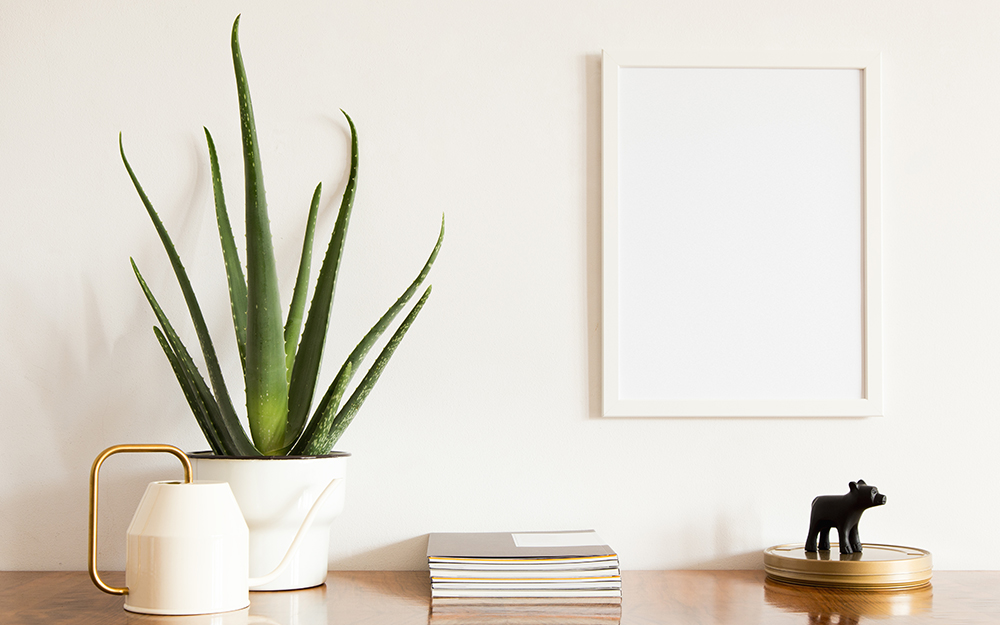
[88,444,194,595]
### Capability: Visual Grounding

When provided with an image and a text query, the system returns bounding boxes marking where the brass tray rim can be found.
[764,573,932,591]
[763,542,933,590]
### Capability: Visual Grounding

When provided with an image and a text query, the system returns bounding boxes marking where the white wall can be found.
[2,0,999,571]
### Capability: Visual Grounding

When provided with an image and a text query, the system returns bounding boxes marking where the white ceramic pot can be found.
[189,452,349,591]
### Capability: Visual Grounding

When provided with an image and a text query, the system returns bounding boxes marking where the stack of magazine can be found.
[427,530,621,605]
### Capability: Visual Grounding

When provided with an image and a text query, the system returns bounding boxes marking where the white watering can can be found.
[88,444,343,615]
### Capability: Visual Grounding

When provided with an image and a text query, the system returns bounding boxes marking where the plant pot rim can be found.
[187,450,350,460]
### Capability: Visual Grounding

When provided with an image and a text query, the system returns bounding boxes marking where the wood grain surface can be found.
[2,570,999,624]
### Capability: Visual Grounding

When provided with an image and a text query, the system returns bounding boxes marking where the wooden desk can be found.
[1,570,998,624]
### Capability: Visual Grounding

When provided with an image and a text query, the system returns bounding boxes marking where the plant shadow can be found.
[0,268,193,569]
[583,52,603,421]
[328,534,428,571]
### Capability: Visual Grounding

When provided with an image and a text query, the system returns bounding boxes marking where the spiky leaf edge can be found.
[295,285,433,455]
[152,326,227,453]
[232,15,289,455]
[287,215,444,450]
[132,260,260,456]
[120,135,246,444]
[205,127,248,376]
[284,183,322,381]
[284,110,359,446]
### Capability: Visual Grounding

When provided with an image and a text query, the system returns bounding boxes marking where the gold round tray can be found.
[764,543,932,590]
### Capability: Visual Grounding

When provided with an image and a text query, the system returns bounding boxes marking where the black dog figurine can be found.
[805,480,887,554]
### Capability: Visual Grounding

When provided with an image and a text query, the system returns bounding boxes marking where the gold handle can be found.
[88,444,194,595]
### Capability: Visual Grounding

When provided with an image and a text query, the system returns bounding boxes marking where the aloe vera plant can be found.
[121,15,443,456]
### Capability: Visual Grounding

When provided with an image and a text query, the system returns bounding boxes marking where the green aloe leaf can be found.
[152,326,227,454]
[284,183,322,380]
[295,285,433,455]
[205,127,248,375]
[285,110,359,446]
[120,136,245,442]
[232,15,289,455]
[126,15,445,457]
[287,215,444,449]
[283,361,351,456]
[132,260,260,456]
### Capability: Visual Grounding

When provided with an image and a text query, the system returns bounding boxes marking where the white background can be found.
[617,66,864,401]
[2,1,998,571]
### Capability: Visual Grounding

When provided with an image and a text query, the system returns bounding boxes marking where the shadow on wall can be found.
[323,531,763,574]
[690,550,765,570]
[328,534,429,571]
[0,269,192,569]
[583,52,603,421]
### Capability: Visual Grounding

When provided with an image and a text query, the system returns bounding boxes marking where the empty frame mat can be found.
[602,52,881,417]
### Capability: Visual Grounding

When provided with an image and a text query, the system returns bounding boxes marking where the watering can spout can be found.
[248,475,344,588]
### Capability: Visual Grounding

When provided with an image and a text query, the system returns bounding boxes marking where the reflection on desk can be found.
[123,584,329,625]
[764,578,933,623]
[430,598,621,624]
[3,570,1000,624]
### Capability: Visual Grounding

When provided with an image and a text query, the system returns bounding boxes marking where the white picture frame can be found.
[602,50,882,417]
